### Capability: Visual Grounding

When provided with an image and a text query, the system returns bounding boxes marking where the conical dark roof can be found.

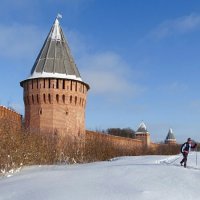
[165,128,176,140]
[136,122,148,133]
[28,16,82,81]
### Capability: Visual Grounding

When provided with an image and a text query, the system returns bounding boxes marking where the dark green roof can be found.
[29,17,82,81]
[165,129,176,140]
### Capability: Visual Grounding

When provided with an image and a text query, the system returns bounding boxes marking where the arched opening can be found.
[70,96,72,104]
[37,94,39,104]
[62,95,65,103]
[44,79,46,88]
[43,94,46,104]
[39,108,42,115]
[63,80,65,89]
[56,79,59,89]
[75,96,77,105]
[70,81,73,91]
[32,95,34,104]
[48,79,51,88]
[48,94,51,104]
[56,94,59,103]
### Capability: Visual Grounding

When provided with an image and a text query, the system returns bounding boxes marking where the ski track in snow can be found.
[0,153,200,200]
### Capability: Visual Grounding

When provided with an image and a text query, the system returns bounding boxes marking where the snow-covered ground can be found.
[1,153,200,200]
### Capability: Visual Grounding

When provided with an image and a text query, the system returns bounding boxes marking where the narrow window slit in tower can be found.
[43,94,46,104]
[70,96,72,104]
[32,95,34,104]
[62,95,65,103]
[70,81,73,91]
[48,94,51,103]
[39,108,42,115]
[75,96,77,105]
[56,94,59,103]
[56,79,59,89]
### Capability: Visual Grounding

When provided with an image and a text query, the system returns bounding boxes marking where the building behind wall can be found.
[135,122,151,147]
[20,16,89,137]
[165,128,176,144]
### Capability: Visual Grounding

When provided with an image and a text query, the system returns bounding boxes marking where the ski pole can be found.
[168,155,181,164]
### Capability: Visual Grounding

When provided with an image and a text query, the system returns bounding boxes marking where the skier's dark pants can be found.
[180,153,188,167]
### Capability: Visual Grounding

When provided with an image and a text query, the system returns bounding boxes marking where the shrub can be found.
[0,120,181,174]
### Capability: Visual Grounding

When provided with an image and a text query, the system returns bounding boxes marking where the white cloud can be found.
[79,51,144,97]
[0,24,45,59]
[151,13,200,39]
[66,29,91,56]
[0,20,144,100]
[65,29,145,98]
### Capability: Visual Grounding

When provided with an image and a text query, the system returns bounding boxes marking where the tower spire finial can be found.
[56,13,62,20]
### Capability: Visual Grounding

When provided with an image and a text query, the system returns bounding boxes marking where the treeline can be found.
[106,128,136,138]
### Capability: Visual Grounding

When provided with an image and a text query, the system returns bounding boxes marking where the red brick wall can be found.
[21,78,89,137]
[0,106,22,131]
[135,133,151,147]
[86,130,144,150]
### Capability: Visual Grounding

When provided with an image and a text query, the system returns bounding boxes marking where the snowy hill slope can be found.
[0,153,200,200]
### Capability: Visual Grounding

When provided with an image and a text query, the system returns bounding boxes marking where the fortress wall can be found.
[0,105,22,131]
[22,78,89,137]
[86,130,144,152]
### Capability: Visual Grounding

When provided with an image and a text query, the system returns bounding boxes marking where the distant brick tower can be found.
[20,15,89,137]
[135,122,151,147]
[165,128,176,144]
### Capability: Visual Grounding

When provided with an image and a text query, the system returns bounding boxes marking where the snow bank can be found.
[0,153,200,200]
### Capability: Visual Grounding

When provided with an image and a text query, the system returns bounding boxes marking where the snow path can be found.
[0,153,200,200]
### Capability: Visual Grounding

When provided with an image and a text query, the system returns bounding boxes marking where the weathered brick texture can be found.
[0,106,22,131]
[135,133,151,147]
[86,130,144,150]
[21,78,89,137]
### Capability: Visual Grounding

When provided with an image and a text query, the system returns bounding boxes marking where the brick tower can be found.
[20,15,89,137]
[135,121,151,147]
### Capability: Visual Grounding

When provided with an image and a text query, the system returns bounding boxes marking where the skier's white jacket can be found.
[181,142,196,153]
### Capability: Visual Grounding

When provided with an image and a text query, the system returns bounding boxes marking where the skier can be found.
[180,138,197,168]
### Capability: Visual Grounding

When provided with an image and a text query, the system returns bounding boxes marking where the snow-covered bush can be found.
[0,119,181,175]
[0,119,58,174]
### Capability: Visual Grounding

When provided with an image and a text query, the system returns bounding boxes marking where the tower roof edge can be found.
[24,15,88,85]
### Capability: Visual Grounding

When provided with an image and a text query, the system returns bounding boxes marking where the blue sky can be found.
[1,0,200,142]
